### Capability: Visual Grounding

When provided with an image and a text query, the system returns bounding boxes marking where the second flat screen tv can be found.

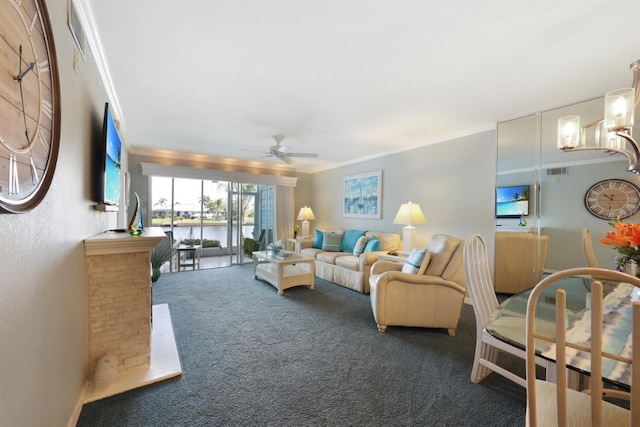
[102,103,122,206]
[496,185,529,218]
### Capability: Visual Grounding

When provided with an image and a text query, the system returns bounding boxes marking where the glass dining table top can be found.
[485,275,636,389]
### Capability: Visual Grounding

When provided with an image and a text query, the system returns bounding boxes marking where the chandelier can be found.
[557,59,640,173]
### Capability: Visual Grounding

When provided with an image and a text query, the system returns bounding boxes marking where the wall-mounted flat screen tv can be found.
[496,184,529,218]
[102,103,121,206]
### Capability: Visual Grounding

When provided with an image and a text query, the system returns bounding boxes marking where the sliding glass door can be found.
[151,176,274,270]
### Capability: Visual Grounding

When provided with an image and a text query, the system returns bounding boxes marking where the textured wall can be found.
[308,131,497,259]
[0,0,121,424]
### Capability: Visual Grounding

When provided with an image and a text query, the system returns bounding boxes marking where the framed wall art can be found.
[343,170,382,219]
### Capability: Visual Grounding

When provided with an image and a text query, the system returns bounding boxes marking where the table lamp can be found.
[297,206,316,238]
[393,201,426,254]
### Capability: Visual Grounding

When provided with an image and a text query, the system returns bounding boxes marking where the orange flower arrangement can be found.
[599,218,640,276]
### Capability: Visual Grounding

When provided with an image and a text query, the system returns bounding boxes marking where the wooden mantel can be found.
[84,227,182,403]
[84,226,166,255]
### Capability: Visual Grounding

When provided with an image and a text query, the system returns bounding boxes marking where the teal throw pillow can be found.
[313,230,324,249]
[341,229,367,252]
[353,235,368,256]
[363,237,381,253]
[322,232,344,252]
[402,248,428,274]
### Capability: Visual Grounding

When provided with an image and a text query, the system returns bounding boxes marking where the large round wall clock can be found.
[0,0,60,213]
[584,179,640,220]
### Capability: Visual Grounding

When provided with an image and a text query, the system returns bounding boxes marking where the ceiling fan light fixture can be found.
[277,144,290,154]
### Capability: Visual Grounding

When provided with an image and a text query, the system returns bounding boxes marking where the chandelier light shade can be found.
[604,87,635,131]
[393,201,427,254]
[557,115,581,149]
[557,59,640,173]
[297,206,316,238]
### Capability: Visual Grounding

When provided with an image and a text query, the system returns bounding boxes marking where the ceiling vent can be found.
[546,167,568,176]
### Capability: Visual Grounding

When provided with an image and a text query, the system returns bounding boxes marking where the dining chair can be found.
[463,234,549,387]
[525,267,640,426]
[582,228,600,268]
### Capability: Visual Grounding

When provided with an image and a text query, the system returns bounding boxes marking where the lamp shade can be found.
[297,206,316,221]
[393,202,426,226]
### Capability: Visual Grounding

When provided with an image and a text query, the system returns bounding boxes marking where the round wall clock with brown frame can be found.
[0,0,61,213]
[584,179,640,220]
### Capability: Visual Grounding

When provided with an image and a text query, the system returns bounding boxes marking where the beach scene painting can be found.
[343,171,382,219]
[496,184,529,217]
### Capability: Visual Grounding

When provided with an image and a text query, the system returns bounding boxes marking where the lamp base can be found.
[301,221,310,239]
[401,226,416,255]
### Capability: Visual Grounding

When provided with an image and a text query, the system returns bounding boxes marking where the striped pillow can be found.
[322,232,344,252]
[353,235,368,256]
[402,248,428,274]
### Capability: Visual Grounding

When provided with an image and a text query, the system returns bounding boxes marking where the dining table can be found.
[485,274,637,390]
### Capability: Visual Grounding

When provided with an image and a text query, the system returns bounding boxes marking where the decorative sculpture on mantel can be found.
[127,192,144,235]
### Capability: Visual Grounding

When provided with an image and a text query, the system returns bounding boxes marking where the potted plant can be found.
[150,240,173,282]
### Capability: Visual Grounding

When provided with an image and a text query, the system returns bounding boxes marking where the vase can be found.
[151,267,161,283]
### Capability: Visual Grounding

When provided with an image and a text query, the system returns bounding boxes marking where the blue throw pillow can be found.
[341,230,367,252]
[402,248,428,274]
[353,235,368,256]
[313,230,324,249]
[363,236,381,253]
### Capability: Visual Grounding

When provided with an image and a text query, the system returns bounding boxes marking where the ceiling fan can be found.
[245,135,319,164]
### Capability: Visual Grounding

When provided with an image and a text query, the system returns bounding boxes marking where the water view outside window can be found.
[150,176,271,264]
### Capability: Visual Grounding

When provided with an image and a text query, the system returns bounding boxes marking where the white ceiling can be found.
[78,0,640,173]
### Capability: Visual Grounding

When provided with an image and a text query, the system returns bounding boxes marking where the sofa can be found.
[368,234,466,335]
[298,229,401,293]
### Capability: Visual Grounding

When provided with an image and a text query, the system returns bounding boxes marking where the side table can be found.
[286,237,314,253]
[177,244,201,271]
[377,252,409,263]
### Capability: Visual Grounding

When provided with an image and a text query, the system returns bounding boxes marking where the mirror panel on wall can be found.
[496,113,539,231]
[540,97,640,272]
[497,96,640,281]
[496,114,541,293]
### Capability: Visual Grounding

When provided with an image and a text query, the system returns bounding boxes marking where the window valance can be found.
[140,162,298,187]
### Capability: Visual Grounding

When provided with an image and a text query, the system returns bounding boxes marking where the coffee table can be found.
[252,250,315,295]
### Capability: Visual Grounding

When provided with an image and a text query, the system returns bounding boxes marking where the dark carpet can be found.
[77,264,526,426]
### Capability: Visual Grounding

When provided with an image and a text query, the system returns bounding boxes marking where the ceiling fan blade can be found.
[287,152,318,158]
[240,148,268,154]
[279,155,293,164]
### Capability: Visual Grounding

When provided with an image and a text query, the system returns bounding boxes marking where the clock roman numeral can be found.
[9,154,19,195]
[28,9,40,35]
[29,153,38,184]
[41,99,53,119]
[37,127,49,154]
[37,60,49,74]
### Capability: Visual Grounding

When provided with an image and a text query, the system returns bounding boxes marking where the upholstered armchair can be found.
[494,232,549,294]
[368,234,466,336]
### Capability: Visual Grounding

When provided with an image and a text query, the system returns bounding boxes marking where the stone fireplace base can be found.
[84,303,182,403]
